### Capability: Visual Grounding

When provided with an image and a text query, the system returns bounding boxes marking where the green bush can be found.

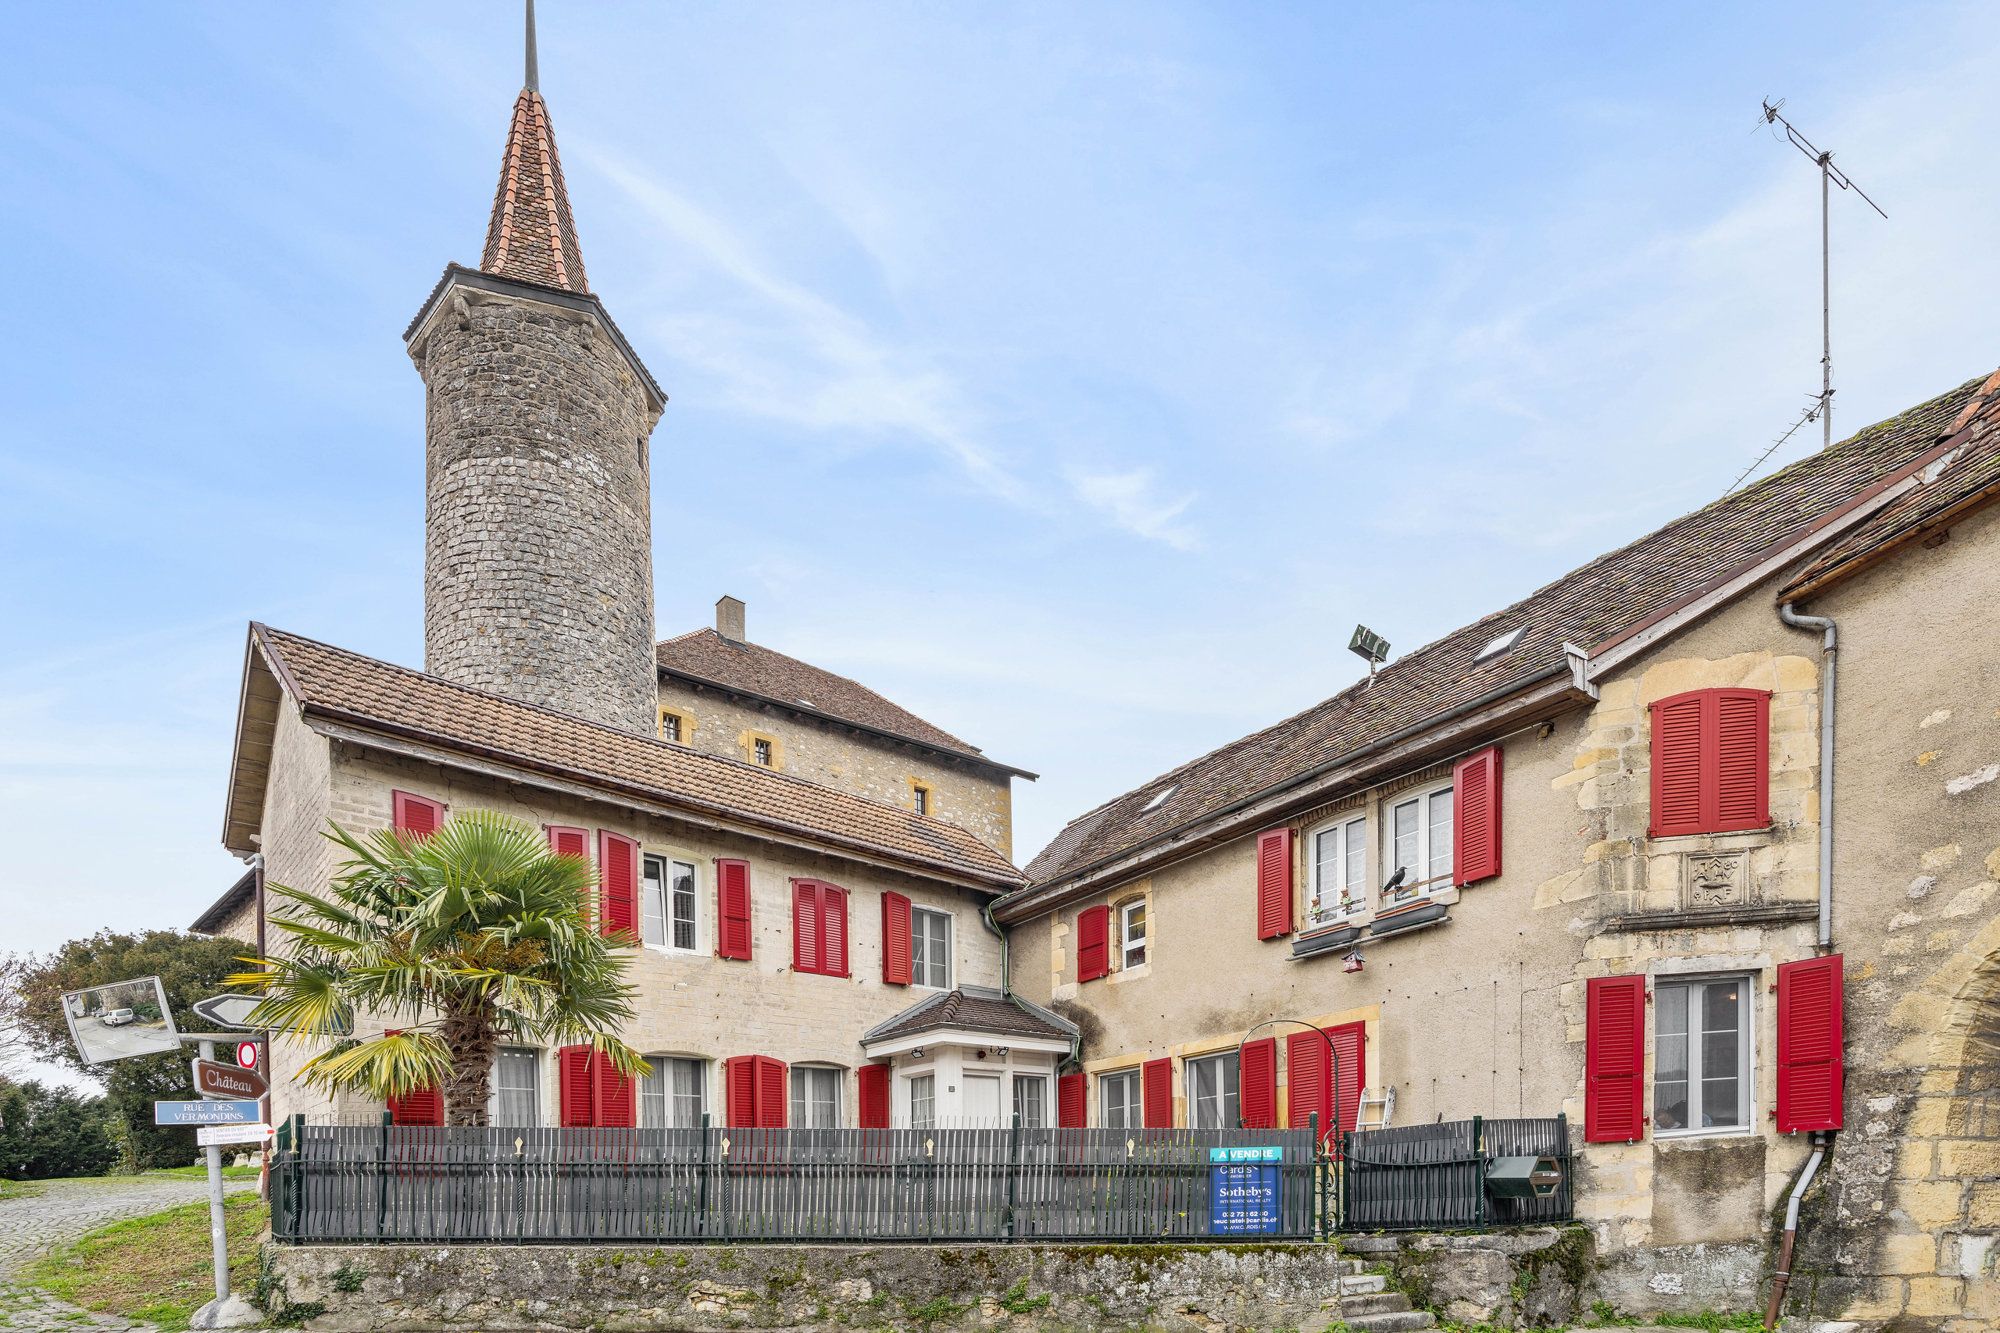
[0,1079,120,1180]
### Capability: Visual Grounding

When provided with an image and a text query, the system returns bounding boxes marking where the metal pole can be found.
[1821,153,1832,451]
[198,1039,230,1303]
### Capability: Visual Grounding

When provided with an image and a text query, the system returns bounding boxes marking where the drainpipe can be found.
[1764,1132,1828,1329]
[983,899,1082,1070]
[1778,602,1837,949]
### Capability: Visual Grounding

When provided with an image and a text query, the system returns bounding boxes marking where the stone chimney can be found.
[716,596,747,643]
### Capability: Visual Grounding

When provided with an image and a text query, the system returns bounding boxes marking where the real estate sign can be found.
[1208,1145,1283,1235]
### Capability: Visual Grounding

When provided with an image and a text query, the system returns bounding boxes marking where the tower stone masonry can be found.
[406,73,665,735]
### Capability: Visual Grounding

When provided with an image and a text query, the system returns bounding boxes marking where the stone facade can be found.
[656,681,1015,857]
[1003,500,2000,1325]
[410,280,662,735]
[265,1240,1374,1332]
[254,739,1017,1128]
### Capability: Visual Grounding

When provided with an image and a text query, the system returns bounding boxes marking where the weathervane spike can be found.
[525,0,540,92]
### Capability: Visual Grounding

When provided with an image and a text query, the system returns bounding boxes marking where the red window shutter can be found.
[1142,1058,1174,1128]
[724,1055,758,1127]
[1777,955,1845,1133]
[558,1044,595,1127]
[1651,689,1771,836]
[546,825,589,859]
[595,1053,636,1128]
[792,881,821,974]
[1650,694,1706,836]
[1077,905,1111,982]
[387,1086,442,1126]
[755,1056,789,1129]
[881,891,913,985]
[1452,746,1503,885]
[825,886,850,977]
[858,1064,890,1129]
[1057,1072,1086,1128]
[1240,1038,1278,1129]
[1286,1032,1331,1146]
[1585,974,1647,1142]
[1255,827,1294,939]
[597,831,640,940]
[715,859,752,960]
[392,790,445,839]
[1714,690,1771,831]
[1328,1021,1366,1148]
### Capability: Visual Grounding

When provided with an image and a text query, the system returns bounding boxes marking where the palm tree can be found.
[229,809,649,1126]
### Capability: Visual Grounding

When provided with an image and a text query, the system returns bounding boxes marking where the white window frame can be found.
[1118,899,1147,970]
[1186,1051,1240,1129]
[790,1065,843,1129]
[1100,1069,1141,1129]
[1011,1073,1049,1129]
[642,855,703,955]
[1382,779,1454,907]
[911,907,952,990]
[1307,814,1368,924]
[908,1073,936,1129]
[639,1055,707,1129]
[489,1046,540,1127]
[1652,973,1755,1139]
[753,738,773,767]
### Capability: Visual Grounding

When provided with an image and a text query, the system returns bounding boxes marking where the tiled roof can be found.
[657,629,1031,775]
[1021,368,2000,891]
[1786,367,2000,598]
[190,869,256,937]
[251,626,1023,890]
[481,88,588,293]
[860,986,1078,1045]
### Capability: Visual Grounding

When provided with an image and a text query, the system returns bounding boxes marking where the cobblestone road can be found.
[0,1175,256,1332]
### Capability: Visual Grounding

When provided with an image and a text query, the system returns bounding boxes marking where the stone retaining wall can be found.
[264,1241,1358,1332]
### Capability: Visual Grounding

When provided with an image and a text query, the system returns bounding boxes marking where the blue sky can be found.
[5,1,1999,987]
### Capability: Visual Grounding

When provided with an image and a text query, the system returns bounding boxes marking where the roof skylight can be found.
[1140,785,1176,813]
[1475,626,1528,662]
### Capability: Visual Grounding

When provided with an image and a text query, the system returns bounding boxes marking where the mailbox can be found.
[1485,1154,1564,1199]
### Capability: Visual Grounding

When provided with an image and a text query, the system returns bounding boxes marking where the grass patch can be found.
[0,1165,259,1196]
[142,1164,264,1181]
[0,1178,48,1200]
[23,1193,267,1332]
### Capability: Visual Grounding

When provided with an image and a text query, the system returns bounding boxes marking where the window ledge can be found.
[1646,826,1773,852]
[1604,901,1817,933]
[1291,901,1451,959]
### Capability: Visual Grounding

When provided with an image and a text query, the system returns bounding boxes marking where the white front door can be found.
[962,1074,1002,1125]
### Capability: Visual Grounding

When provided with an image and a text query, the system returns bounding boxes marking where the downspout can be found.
[983,899,1082,1070]
[1765,1132,1828,1329]
[1778,603,1837,948]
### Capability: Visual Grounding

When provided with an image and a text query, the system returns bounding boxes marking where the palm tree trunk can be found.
[440,1002,498,1128]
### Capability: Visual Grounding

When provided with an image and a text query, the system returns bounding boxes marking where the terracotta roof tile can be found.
[253,627,1023,890]
[1023,369,1996,889]
[658,629,1021,771]
[861,986,1077,1044]
[481,89,587,293]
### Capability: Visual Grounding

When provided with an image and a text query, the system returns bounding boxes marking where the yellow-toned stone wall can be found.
[256,739,1003,1129]
[656,681,1015,857]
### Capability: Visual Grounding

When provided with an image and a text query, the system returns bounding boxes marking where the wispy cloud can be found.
[1063,465,1200,551]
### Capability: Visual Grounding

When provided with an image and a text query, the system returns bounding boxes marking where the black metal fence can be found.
[271,1118,1321,1244]
[1337,1114,1573,1231]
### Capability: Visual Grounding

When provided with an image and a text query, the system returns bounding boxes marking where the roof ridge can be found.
[252,623,990,839]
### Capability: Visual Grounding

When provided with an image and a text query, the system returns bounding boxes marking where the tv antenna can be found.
[1743,99,1885,484]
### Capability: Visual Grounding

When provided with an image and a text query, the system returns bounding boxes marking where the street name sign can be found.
[154,1099,262,1126]
[191,994,262,1030]
[193,1059,267,1100]
[196,1123,272,1148]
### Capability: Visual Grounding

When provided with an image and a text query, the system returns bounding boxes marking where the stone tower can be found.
[404,7,665,735]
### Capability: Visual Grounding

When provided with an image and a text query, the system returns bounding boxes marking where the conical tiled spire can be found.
[479,4,588,293]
